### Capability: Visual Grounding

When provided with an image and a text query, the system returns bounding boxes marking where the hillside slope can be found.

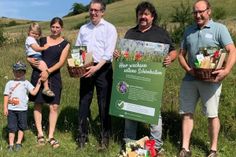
[3,0,236,33]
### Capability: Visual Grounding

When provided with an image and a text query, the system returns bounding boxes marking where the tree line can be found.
[64,0,122,17]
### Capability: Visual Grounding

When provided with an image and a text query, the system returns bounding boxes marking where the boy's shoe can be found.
[15,143,22,151]
[207,150,218,157]
[7,145,14,152]
[178,148,191,157]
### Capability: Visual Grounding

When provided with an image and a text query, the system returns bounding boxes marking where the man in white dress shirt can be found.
[75,0,117,150]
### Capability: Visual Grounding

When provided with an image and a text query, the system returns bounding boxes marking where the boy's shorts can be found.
[28,54,42,61]
[7,110,28,133]
[179,80,222,117]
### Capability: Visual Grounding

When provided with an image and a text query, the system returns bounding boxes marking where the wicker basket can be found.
[194,68,216,81]
[67,62,93,78]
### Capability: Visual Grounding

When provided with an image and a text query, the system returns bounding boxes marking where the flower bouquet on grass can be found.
[67,46,93,77]
[119,136,158,157]
[194,47,227,81]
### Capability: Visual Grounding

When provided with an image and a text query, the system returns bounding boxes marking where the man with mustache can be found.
[115,1,177,156]
[178,0,236,157]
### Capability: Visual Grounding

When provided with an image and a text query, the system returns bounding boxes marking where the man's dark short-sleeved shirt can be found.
[124,25,175,52]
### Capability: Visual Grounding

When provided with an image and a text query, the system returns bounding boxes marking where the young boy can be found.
[3,61,41,151]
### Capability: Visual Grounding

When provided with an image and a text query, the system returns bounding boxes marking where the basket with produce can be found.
[193,48,226,81]
[67,46,93,78]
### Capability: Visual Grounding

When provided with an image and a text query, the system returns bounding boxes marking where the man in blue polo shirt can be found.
[178,0,236,157]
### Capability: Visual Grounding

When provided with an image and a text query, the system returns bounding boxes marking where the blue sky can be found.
[0,0,90,21]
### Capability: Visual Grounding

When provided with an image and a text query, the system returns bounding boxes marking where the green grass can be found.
[1,0,236,156]
[0,43,235,156]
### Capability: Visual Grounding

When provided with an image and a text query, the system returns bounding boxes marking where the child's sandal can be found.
[48,138,60,148]
[42,89,55,97]
[37,136,45,145]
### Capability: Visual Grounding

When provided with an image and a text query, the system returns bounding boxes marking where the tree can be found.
[0,26,7,46]
[64,0,122,17]
[170,1,193,44]
[212,7,226,20]
[64,3,87,17]
[171,1,193,27]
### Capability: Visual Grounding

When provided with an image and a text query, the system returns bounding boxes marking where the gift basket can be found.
[67,46,93,77]
[194,68,216,80]
[193,47,226,81]
[67,61,93,77]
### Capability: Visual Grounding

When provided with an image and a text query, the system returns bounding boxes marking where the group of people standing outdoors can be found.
[3,0,235,157]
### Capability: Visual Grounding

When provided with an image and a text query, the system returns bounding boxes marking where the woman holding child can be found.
[27,17,70,148]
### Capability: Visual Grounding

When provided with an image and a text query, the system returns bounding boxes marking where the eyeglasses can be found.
[192,8,209,15]
[89,9,102,13]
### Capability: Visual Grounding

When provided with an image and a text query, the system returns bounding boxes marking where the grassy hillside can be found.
[0,17,34,28]
[0,0,236,156]
[3,0,236,31]
[3,0,236,46]
[0,17,32,24]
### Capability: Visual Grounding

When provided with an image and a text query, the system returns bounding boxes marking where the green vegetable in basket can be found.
[74,59,80,66]
[194,60,200,68]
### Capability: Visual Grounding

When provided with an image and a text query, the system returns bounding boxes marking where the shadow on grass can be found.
[162,110,209,153]
[191,136,209,153]
[27,105,79,144]
[57,106,78,141]
[27,105,124,145]
[1,106,210,155]
[1,126,8,144]
[57,106,123,144]
[162,111,181,147]
[83,115,124,144]
[111,116,124,143]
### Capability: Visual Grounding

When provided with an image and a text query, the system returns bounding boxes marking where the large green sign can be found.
[109,39,169,124]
